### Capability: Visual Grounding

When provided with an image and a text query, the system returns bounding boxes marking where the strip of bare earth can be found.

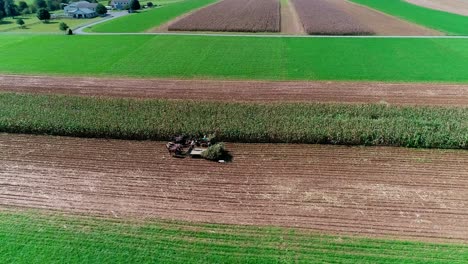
[1,133,467,243]
[1,75,467,106]
[280,0,305,35]
[405,0,468,16]
[328,0,442,36]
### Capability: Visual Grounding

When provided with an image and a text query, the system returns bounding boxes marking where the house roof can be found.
[68,1,98,9]
[67,7,96,14]
[111,0,130,4]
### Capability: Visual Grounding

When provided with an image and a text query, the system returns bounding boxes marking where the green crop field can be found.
[1,35,468,82]
[1,210,467,263]
[351,0,468,35]
[87,0,217,33]
[1,93,467,149]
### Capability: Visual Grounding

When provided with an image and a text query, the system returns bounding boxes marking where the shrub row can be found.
[0,93,466,149]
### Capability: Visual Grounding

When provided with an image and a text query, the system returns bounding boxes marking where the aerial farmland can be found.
[0,0,467,263]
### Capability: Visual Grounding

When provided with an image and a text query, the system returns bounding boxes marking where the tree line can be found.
[0,0,71,20]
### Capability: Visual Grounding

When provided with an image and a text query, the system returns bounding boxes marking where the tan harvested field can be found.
[331,0,443,36]
[1,133,467,242]
[168,0,280,32]
[1,75,468,106]
[406,0,468,16]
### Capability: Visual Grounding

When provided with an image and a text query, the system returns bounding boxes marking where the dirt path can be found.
[1,75,468,106]
[280,0,304,35]
[406,0,468,16]
[0,133,467,242]
[326,0,443,36]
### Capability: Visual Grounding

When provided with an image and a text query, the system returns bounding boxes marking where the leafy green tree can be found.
[146,1,153,7]
[16,18,25,28]
[34,0,47,9]
[129,0,140,10]
[18,1,28,12]
[4,0,19,18]
[59,21,68,31]
[36,8,50,22]
[46,0,60,11]
[0,10,4,21]
[96,3,107,15]
[29,5,37,14]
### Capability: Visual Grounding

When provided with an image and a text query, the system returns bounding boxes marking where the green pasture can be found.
[1,35,468,82]
[351,0,468,35]
[0,93,466,149]
[87,0,217,33]
[1,210,467,263]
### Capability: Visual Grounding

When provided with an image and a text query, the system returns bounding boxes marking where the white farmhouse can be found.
[110,0,131,10]
[64,1,98,18]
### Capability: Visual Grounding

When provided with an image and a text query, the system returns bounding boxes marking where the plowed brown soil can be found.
[406,0,468,16]
[1,75,468,106]
[1,133,467,242]
[329,0,443,36]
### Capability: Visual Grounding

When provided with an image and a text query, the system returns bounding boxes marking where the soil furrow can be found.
[0,133,467,243]
[0,75,467,106]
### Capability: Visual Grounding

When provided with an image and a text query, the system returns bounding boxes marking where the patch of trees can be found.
[36,8,50,22]
[0,0,70,21]
[129,0,140,10]
[96,3,107,15]
[0,0,19,20]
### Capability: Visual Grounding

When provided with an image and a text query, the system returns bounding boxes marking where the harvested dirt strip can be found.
[406,0,468,16]
[168,0,280,32]
[331,0,442,36]
[1,133,468,242]
[1,75,468,106]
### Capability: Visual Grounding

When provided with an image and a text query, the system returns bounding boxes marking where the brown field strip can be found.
[1,75,468,106]
[1,133,468,242]
[168,0,280,32]
[330,0,443,36]
[292,0,374,35]
[406,0,468,16]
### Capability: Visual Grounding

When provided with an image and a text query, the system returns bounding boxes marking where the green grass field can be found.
[1,93,466,149]
[1,209,467,263]
[1,35,468,82]
[351,0,468,35]
[87,0,217,33]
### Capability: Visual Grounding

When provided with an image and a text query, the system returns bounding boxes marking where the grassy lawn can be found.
[1,35,468,82]
[0,14,103,33]
[87,0,217,33]
[1,93,466,149]
[1,209,467,263]
[350,0,468,35]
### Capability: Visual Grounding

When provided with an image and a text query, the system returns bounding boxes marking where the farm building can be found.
[110,0,131,10]
[64,1,98,18]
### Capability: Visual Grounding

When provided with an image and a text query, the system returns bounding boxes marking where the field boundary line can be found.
[74,31,468,38]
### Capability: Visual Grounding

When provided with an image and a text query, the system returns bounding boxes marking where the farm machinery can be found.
[166,135,213,158]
